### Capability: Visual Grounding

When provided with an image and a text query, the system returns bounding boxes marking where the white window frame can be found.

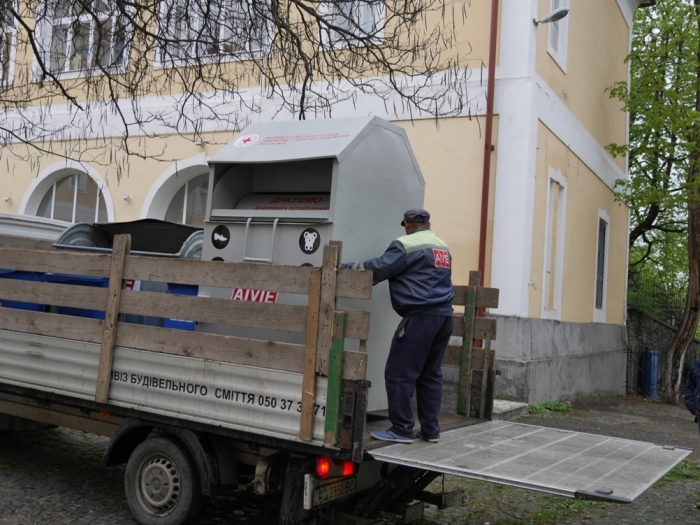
[0,1,17,85]
[547,0,569,73]
[165,173,209,225]
[154,0,270,69]
[593,208,610,323]
[19,161,115,223]
[38,173,105,223]
[319,0,385,49]
[33,0,130,80]
[140,155,210,221]
[68,172,88,194]
[541,167,567,320]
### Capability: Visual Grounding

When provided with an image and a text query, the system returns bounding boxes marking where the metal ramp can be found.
[368,421,691,503]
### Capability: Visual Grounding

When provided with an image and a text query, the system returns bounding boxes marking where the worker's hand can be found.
[341,262,363,270]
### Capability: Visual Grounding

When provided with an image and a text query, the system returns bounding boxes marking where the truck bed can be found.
[0,234,499,463]
[363,410,483,451]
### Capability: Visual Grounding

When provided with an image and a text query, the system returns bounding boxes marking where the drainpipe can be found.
[478,0,500,287]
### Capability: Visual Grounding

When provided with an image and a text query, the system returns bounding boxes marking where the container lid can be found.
[209,116,409,165]
[55,219,203,257]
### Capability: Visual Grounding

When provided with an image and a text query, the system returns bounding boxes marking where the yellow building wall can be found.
[6,0,493,106]
[455,0,500,69]
[0,132,227,221]
[396,117,496,288]
[1,118,496,291]
[529,122,628,324]
[1,162,30,212]
[535,0,628,171]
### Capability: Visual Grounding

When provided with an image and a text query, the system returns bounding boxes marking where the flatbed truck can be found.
[0,229,690,525]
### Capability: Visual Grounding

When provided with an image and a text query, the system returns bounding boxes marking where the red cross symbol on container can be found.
[234,134,259,147]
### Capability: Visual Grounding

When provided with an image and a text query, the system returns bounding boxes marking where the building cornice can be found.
[617,0,654,28]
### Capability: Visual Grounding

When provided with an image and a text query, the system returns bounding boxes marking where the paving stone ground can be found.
[0,395,699,524]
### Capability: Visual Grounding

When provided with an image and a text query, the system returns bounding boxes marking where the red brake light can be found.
[315,457,331,479]
[342,460,357,476]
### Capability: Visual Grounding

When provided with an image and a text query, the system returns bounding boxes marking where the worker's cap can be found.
[401,208,430,226]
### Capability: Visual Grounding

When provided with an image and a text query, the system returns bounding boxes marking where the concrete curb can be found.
[491,399,529,421]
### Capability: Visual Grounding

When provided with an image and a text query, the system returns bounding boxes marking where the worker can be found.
[342,208,454,443]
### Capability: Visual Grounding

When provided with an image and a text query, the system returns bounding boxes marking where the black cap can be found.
[401,208,430,226]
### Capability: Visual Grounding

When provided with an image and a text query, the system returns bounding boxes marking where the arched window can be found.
[164,173,209,227]
[36,173,108,223]
[141,156,210,226]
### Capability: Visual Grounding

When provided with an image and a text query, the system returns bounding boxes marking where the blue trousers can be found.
[385,313,453,439]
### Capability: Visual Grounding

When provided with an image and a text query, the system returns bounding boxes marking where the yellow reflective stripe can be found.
[397,229,448,249]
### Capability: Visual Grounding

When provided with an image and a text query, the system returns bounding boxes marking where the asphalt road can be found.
[0,426,281,525]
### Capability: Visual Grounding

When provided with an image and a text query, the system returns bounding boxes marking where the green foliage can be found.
[608,0,700,285]
[606,0,700,340]
[529,401,572,416]
[528,404,548,415]
[628,259,687,325]
[514,497,602,525]
[416,476,605,525]
[657,460,700,486]
[542,401,572,411]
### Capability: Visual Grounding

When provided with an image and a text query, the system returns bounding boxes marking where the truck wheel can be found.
[125,436,202,525]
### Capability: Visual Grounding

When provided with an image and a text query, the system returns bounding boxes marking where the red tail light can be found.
[342,460,357,476]
[315,457,331,479]
[315,456,358,479]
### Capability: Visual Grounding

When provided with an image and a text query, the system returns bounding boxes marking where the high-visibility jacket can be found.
[343,227,454,317]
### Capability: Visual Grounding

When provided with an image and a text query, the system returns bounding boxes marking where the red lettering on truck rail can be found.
[231,288,278,303]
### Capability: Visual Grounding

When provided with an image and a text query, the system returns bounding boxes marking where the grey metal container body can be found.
[203,117,424,411]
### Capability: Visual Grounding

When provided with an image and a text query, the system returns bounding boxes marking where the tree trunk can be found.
[663,205,700,403]
[662,0,700,404]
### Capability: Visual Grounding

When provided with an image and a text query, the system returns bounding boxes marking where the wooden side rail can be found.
[0,236,372,448]
[0,234,56,251]
[0,247,372,338]
[451,270,499,419]
[0,280,370,339]
[0,308,368,381]
[0,246,371,299]
[452,285,499,308]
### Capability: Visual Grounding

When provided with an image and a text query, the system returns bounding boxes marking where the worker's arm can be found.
[341,241,407,285]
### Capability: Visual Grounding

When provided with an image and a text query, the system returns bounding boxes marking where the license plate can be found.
[304,475,356,509]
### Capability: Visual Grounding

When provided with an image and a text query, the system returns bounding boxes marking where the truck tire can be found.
[125,436,202,525]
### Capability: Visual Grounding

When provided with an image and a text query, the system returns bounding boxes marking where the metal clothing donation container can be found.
[203,116,425,411]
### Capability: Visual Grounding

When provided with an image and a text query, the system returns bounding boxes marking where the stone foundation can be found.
[490,316,626,404]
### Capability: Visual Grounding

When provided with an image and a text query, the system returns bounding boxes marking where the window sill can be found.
[547,45,567,75]
[319,35,383,51]
[32,64,129,82]
[153,50,267,70]
[593,308,606,323]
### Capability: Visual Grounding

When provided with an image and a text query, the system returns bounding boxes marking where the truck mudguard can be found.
[103,418,237,496]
